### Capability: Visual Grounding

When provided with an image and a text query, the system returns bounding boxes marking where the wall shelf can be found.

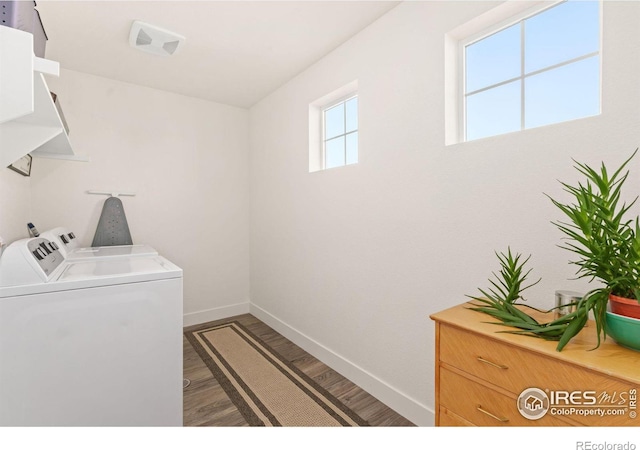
[0,26,86,168]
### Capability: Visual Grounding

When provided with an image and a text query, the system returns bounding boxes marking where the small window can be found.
[323,96,358,169]
[309,81,358,173]
[462,0,600,141]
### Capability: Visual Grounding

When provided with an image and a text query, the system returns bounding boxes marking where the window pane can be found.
[525,0,599,73]
[325,136,345,169]
[325,103,345,139]
[465,23,521,93]
[466,80,521,141]
[346,97,358,133]
[346,132,358,165]
[525,56,599,130]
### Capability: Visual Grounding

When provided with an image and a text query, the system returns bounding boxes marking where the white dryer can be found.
[0,236,183,426]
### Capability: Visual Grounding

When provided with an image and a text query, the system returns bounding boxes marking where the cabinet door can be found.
[0,26,33,124]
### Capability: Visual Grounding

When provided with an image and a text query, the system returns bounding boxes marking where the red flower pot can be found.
[609,294,640,319]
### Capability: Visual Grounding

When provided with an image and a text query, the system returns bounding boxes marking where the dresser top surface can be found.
[430,302,640,384]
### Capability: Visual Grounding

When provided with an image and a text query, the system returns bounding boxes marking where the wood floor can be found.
[183,314,415,427]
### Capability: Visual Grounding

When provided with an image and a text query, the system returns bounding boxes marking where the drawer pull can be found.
[476,405,509,423]
[477,356,508,370]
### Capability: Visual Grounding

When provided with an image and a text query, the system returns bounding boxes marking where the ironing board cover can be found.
[91,197,133,247]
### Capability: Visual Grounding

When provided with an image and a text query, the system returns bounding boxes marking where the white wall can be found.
[249,1,640,426]
[29,69,251,324]
[2,0,639,429]
[0,167,31,245]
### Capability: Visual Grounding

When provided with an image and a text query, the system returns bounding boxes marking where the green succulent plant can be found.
[467,248,580,344]
[546,149,640,350]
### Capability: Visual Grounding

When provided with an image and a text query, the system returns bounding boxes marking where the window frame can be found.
[308,80,358,173]
[458,0,602,142]
[321,93,358,170]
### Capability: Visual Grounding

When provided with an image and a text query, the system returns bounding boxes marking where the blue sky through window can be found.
[525,56,600,129]
[324,96,358,169]
[464,0,600,141]
[466,24,520,93]
[525,0,599,73]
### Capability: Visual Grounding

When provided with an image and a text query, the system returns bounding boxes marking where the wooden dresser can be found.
[430,303,640,426]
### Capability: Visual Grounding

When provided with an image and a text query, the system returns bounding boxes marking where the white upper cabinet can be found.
[0,25,33,125]
[0,26,83,168]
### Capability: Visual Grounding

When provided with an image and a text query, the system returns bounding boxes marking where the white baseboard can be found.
[249,303,435,427]
[183,302,250,327]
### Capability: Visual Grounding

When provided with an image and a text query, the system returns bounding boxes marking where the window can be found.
[309,80,358,172]
[462,0,600,141]
[323,96,358,169]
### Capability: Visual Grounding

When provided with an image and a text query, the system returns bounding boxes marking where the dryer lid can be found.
[0,255,182,298]
[67,244,158,261]
[57,256,179,283]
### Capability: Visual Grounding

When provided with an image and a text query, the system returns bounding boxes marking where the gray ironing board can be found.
[92,196,133,247]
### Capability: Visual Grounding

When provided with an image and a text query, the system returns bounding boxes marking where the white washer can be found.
[40,226,158,261]
[0,236,183,426]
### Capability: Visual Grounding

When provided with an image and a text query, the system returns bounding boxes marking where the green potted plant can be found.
[468,150,640,352]
[545,149,640,349]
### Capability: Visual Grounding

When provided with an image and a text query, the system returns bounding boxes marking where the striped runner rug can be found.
[185,321,368,427]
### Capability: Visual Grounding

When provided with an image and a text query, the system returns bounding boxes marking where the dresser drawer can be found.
[439,406,474,426]
[440,323,635,393]
[439,367,571,426]
[439,324,638,426]
[440,323,546,393]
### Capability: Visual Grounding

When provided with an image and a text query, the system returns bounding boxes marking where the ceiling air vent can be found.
[129,20,185,57]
